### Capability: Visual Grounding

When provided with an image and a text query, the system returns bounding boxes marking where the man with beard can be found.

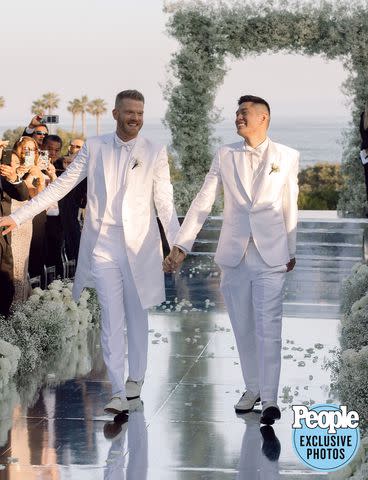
[0,90,180,414]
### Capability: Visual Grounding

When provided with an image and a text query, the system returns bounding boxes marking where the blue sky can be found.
[0,0,349,127]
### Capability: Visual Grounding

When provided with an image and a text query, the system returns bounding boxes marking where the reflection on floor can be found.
[0,212,363,479]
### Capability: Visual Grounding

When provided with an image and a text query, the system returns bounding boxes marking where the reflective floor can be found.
[0,212,364,479]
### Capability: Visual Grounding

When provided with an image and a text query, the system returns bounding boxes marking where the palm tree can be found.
[67,98,82,133]
[0,96,4,110]
[77,95,89,137]
[87,98,108,135]
[31,99,45,116]
[41,92,60,114]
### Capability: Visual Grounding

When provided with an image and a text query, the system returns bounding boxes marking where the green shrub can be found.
[298,163,344,210]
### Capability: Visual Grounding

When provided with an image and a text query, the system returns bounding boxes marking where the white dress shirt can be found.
[102,134,137,226]
[243,137,269,199]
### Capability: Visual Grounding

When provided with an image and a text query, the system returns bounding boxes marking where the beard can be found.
[116,116,142,137]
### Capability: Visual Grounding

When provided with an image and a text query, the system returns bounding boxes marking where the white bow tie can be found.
[115,136,135,151]
[245,146,262,157]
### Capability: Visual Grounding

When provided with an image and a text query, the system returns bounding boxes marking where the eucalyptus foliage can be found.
[164,0,368,215]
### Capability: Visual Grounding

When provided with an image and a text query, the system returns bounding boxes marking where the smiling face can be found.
[43,139,61,163]
[32,125,48,147]
[113,98,144,141]
[235,102,269,139]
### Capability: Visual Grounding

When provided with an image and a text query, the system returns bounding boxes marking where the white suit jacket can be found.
[11,133,180,308]
[175,139,299,267]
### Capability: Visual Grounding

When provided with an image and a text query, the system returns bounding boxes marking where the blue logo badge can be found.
[292,403,360,472]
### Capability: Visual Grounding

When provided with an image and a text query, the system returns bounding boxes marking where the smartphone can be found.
[0,148,12,166]
[24,154,34,168]
[38,150,50,170]
[40,115,59,124]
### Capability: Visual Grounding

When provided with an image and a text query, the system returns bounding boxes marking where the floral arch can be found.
[164,1,368,215]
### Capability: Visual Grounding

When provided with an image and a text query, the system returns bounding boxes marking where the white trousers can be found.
[220,239,286,403]
[91,225,148,397]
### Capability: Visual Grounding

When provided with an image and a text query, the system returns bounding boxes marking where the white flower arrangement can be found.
[0,280,100,380]
[327,263,368,478]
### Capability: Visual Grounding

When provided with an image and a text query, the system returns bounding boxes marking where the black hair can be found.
[43,134,62,147]
[238,95,270,115]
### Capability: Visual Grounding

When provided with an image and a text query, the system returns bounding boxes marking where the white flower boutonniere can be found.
[131,157,141,170]
[269,163,280,175]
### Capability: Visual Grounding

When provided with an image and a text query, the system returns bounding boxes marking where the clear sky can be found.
[0,0,349,129]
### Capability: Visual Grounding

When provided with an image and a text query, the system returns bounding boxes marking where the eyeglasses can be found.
[34,131,48,136]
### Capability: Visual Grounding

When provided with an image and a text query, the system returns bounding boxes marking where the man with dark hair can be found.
[0,89,180,414]
[23,116,49,147]
[165,95,299,425]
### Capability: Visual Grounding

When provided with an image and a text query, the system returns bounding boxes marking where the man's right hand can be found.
[0,216,17,236]
[28,115,44,129]
[163,246,186,273]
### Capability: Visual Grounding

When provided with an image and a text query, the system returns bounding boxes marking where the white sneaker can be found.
[104,396,129,415]
[234,390,261,413]
[125,377,144,399]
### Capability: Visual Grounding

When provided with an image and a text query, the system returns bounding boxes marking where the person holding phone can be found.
[23,115,49,148]
[10,137,53,301]
[0,140,30,316]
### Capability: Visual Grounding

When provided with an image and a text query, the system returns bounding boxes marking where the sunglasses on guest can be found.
[34,131,48,136]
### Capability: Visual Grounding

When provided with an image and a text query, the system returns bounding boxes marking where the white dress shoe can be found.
[125,377,144,399]
[260,401,281,425]
[104,396,129,415]
[234,390,261,413]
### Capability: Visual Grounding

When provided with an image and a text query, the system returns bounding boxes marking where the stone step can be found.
[197,227,363,244]
[183,252,358,271]
[181,216,368,233]
[191,239,363,258]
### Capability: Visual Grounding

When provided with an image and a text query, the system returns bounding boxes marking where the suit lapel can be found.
[232,143,252,202]
[101,134,115,191]
[123,135,145,189]
[252,140,280,205]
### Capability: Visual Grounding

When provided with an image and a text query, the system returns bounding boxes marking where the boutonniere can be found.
[269,163,280,175]
[131,157,141,170]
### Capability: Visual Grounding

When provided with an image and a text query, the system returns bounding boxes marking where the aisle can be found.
[0,211,365,479]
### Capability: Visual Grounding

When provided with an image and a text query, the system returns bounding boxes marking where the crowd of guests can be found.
[0,115,87,317]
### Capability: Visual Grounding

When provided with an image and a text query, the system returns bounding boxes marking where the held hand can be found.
[0,216,17,236]
[286,257,296,272]
[0,164,17,182]
[0,140,9,150]
[163,246,186,273]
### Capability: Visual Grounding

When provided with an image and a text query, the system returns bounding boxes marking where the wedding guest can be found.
[28,136,58,280]
[165,95,299,425]
[359,102,368,208]
[10,137,45,301]
[0,140,29,316]
[23,115,49,147]
[55,139,87,262]
[42,135,64,277]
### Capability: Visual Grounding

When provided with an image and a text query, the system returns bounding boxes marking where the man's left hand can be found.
[286,257,296,272]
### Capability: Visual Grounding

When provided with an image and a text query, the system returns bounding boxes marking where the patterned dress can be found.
[10,199,33,302]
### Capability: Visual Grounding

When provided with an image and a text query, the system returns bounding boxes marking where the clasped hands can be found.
[163,246,186,273]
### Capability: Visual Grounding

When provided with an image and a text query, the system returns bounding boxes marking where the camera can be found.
[40,115,59,124]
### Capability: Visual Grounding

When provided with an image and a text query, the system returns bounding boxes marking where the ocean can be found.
[0,116,350,170]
